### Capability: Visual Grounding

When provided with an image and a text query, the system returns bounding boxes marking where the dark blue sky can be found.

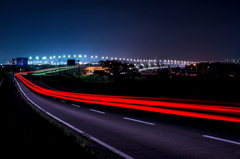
[0,0,240,63]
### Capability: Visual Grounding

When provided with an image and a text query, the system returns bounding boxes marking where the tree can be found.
[99,60,136,82]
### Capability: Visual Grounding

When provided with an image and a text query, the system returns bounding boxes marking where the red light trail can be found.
[15,69,240,123]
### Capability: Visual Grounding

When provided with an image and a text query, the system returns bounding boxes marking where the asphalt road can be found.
[16,77,240,159]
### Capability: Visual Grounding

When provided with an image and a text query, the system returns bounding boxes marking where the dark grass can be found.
[0,75,97,158]
[28,73,240,104]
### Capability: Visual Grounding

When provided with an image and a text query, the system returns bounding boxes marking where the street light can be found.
[58,56,61,74]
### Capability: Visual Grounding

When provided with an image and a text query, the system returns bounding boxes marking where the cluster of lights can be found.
[28,55,89,65]
[16,68,240,123]
[29,55,87,60]
[100,56,196,64]
[28,55,196,66]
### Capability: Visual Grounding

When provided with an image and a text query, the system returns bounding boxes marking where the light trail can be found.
[15,69,240,123]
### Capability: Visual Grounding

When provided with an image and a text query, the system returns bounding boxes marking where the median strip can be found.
[202,135,240,145]
[123,117,155,125]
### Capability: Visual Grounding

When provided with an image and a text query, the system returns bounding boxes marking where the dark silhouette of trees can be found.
[99,60,137,82]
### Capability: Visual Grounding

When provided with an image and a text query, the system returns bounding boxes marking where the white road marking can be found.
[60,100,66,103]
[203,135,240,145]
[52,97,56,100]
[71,104,81,108]
[15,78,133,159]
[123,117,155,125]
[90,109,105,114]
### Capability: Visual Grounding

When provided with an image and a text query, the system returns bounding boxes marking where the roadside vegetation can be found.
[0,74,98,158]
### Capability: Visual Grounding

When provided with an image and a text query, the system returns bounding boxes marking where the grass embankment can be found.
[29,70,240,104]
[0,75,97,158]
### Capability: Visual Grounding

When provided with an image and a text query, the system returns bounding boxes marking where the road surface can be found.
[15,75,240,159]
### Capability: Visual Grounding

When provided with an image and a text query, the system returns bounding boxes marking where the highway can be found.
[15,72,240,159]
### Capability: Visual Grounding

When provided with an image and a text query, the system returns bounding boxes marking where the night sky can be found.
[0,0,240,63]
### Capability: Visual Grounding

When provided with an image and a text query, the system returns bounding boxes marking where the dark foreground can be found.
[0,75,96,158]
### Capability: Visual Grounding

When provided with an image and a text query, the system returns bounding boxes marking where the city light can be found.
[23,54,196,66]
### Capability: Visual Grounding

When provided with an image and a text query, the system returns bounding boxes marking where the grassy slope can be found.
[0,75,96,158]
